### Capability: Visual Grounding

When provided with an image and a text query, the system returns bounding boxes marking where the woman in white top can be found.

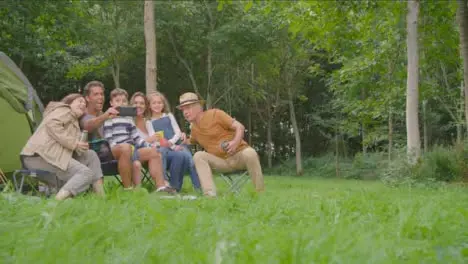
[130,92,196,192]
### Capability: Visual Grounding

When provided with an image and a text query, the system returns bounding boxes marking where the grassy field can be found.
[2,176,468,263]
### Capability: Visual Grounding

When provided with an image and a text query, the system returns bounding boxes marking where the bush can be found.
[346,152,388,180]
[416,145,463,182]
[268,144,468,185]
[381,145,466,186]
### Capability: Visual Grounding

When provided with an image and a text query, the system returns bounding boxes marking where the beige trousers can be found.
[23,150,103,196]
[193,147,264,195]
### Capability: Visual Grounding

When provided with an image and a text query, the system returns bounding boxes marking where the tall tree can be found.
[144,0,157,93]
[457,0,468,135]
[406,0,421,164]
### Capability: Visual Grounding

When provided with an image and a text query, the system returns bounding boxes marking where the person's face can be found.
[110,95,128,108]
[132,95,146,117]
[149,96,164,114]
[181,103,201,122]
[86,86,104,112]
[70,97,86,117]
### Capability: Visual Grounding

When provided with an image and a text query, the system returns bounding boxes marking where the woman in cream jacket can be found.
[21,93,104,200]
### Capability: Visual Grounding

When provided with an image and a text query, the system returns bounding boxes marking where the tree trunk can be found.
[422,100,428,153]
[361,87,367,154]
[144,0,157,94]
[111,59,120,88]
[335,116,340,178]
[248,63,254,146]
[288,90,303,176]
[388,106,393,162]
[205,41,213,109]
[204,1,215,109]
[248,108,252,146]
[406,0,421,164]
[266,109,273,169]
[457,0,468,136]
[459,81,465,143]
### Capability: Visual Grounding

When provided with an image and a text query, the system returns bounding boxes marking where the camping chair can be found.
[219,170,250,194]
[89,139,124,186]
[140,159,169,189]
[12,156,62,195]
[89,139,154,187]
[140,166,155,187]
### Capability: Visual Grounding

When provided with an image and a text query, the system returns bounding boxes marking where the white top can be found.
[136,127,148,140]
[146,113,182,148]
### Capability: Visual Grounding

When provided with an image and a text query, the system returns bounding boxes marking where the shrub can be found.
[381,145,465,186]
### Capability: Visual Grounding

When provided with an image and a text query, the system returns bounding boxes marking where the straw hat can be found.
[177,92,205,109]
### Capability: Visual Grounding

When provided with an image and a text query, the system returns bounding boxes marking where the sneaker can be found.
[155,186,177,194]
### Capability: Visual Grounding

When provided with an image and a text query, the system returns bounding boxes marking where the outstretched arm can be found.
[81,107,119,134]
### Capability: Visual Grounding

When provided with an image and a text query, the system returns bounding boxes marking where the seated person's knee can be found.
[87,149,99,160]
[117,143,133,157]
[82,167,94,182]
[243,147,259,159]
[150,148,161,160]
[193,151,206,162]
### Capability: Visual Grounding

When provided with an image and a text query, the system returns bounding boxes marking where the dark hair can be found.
[61,93,85,105]
[130,92,149,118]
[83,80,104,96]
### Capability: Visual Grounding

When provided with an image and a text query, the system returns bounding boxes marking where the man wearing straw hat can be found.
[177,92,264,197]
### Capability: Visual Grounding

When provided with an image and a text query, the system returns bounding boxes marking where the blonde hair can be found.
[110,88,128,100]
[147,92,171,114]
[130,91,149,118]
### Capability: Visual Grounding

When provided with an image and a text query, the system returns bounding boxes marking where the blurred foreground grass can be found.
[2,176,468,263]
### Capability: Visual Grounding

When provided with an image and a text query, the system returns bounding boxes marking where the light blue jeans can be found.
[159,145,201,191]
[179,145,201,191]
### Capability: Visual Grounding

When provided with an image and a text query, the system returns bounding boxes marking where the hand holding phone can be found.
[117,106,137,117]
[105,107,119,119]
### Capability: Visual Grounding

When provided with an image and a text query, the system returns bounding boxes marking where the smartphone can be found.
[117,106,137,117]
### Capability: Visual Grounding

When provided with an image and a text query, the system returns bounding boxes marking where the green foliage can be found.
[381,146,467,186]
[2,0,468,175]
[270,143,468,186]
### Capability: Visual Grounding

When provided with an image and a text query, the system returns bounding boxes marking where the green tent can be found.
[0,52,44,174]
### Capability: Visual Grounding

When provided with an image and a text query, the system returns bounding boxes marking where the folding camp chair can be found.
[140,166,155,187]
[90,139,155,187]
[220,170,250,194]
[12,156,62,194]
[89,139,124,185]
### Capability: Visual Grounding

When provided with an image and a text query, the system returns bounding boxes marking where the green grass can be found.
[2,176,468,263]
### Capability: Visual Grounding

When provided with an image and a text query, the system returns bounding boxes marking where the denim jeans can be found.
[178,145,201,191]
[159,146,201,191]
[160,148,187,192]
